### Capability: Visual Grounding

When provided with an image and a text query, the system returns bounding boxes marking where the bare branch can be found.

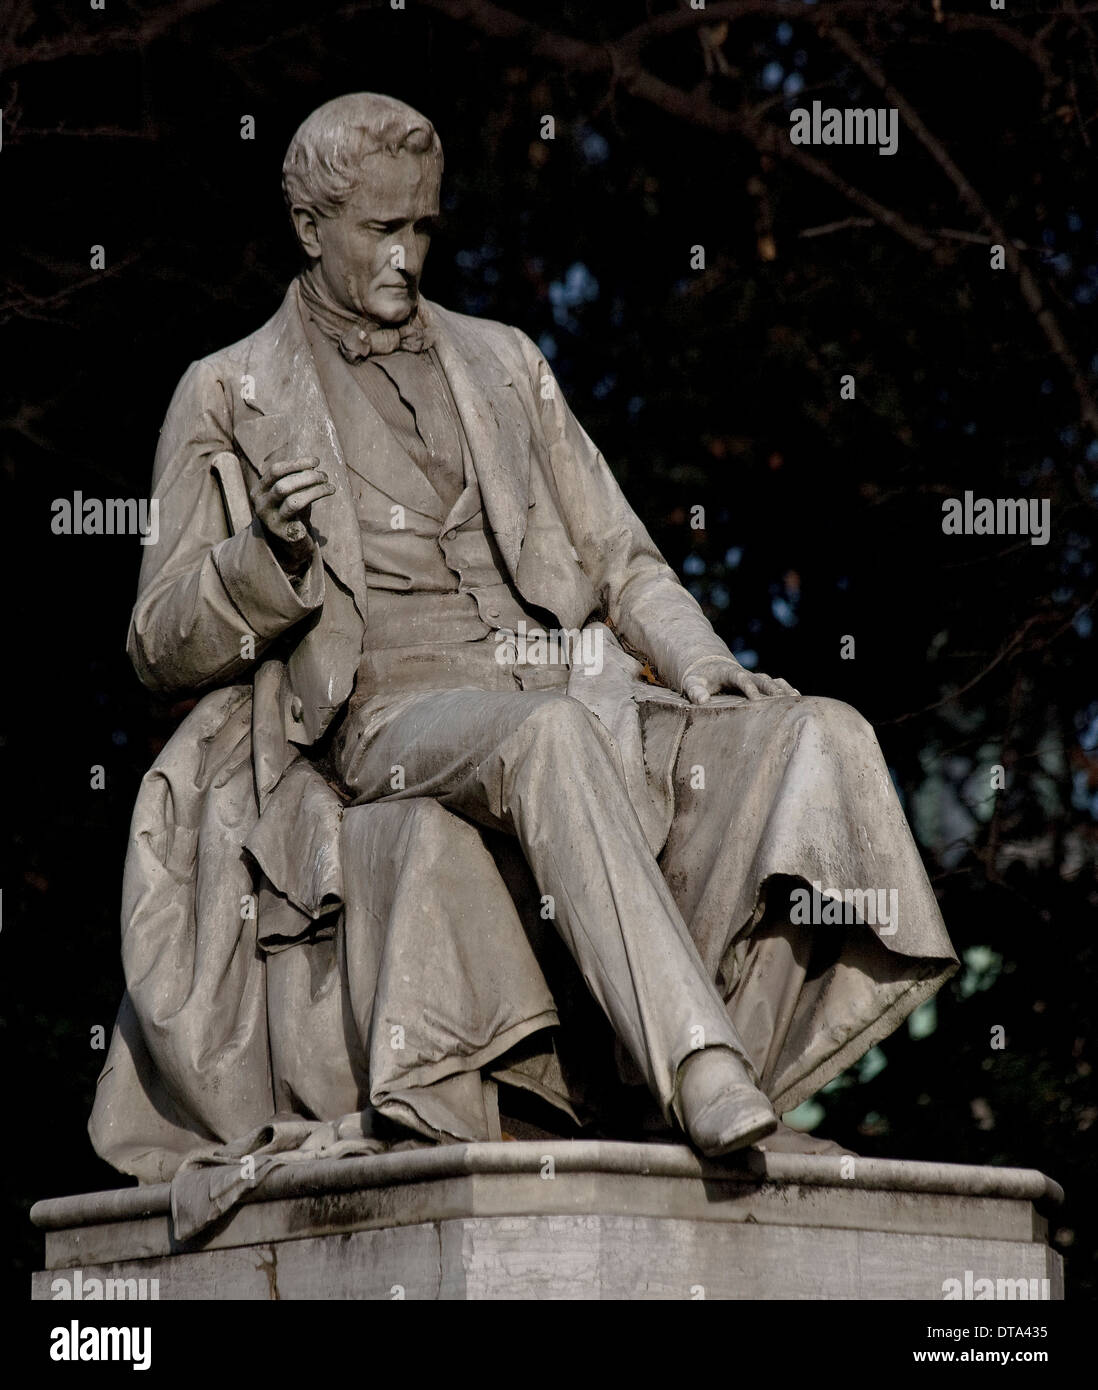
[613,0,1064,76]
[413,0,600,71]
[881,589,1098,727]
[799,220,1042,253]
[798,216,875,239]
[413,2,972,258]
[2,0,225,72]
[825,21,1098,438]
[418,0,1096,438]
[10,125,157,141]
[0,252,142,326]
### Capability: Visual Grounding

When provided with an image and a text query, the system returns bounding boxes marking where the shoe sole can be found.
[698,1109,778,1159]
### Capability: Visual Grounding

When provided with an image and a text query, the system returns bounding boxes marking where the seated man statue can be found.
[89,93,957,1188]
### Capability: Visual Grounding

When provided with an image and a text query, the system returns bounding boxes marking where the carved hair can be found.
[282,93,443,221]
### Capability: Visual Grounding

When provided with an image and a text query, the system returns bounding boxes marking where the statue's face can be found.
[300,150,440,323]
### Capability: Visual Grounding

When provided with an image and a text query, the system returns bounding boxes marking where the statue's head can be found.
[283,93,443,325]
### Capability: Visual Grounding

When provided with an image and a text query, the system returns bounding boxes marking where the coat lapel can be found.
[233,287,532,602]
[234,286,368,619]
[426,299,530,579]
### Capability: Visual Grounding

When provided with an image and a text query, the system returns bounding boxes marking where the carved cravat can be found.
[297,269,434,362]
[299,272,463,511]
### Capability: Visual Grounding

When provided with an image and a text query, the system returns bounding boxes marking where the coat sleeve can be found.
[127,357,325,695]
[510,328,740,693]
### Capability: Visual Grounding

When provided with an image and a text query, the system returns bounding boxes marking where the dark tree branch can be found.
[881,589,1098,726]
[1,0,225,71]
[824,22,1098,440]
[614,0,1064,76]
[0,251,142,325]
[418,0,1097,448]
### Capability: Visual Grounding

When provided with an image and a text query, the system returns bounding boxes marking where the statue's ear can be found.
[290,206,322,260]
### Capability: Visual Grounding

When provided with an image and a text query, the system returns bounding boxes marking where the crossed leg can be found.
[335,686,771,1145]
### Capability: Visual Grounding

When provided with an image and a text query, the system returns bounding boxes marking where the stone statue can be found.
[89,94,958,1193]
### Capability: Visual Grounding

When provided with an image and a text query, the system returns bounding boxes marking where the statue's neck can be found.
[298,266,381,331]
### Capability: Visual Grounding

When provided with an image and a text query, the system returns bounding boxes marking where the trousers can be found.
[333,685,754,1124]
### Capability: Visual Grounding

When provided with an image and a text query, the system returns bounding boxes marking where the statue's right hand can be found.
[250,456,335,572]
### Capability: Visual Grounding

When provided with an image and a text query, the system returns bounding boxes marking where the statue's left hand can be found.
[683,657,800,704]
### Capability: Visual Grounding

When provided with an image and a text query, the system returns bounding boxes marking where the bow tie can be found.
[337,316,433,363]
[297,272,435,364]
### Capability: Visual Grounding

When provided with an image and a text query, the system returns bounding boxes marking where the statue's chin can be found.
[363,287,416,324]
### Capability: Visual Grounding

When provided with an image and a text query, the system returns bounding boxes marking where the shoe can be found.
[755,1121,856,1157]
[678,1048,778,1158]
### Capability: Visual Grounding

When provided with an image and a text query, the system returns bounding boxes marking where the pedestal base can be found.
[31,1142,1064,1301]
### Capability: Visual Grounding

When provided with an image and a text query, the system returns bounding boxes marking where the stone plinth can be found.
[30,1142,1064,1300]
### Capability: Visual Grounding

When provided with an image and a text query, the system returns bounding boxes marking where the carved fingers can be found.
[683,657,801,704]
[250,457,335,566]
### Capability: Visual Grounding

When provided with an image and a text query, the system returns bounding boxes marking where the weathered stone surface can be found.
[92,92,960,1188]
[31,1142,1063,1301]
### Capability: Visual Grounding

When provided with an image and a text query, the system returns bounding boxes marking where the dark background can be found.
[3,0,1096,1296]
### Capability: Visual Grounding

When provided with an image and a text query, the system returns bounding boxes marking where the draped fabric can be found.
[90,630,956,1184]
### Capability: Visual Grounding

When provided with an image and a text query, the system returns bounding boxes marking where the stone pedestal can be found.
[31,1142,1064,1300]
